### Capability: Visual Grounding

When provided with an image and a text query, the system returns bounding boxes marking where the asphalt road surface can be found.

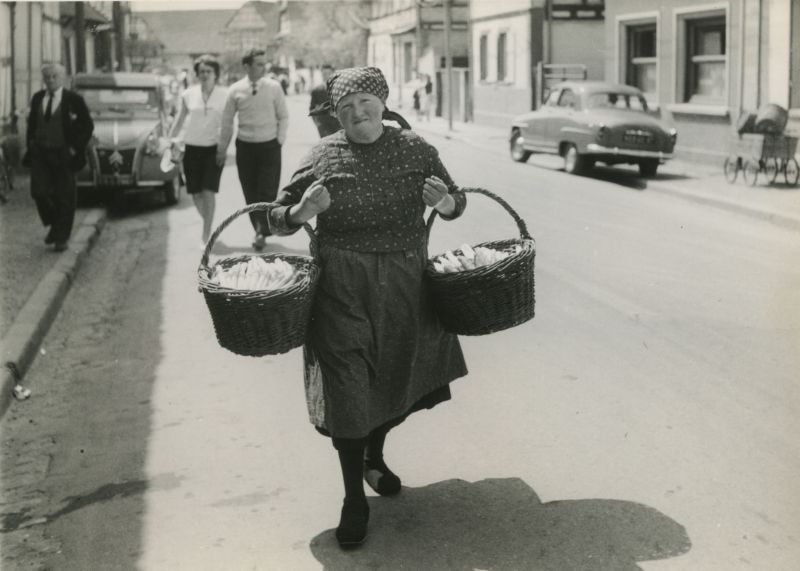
[2,95,798,570]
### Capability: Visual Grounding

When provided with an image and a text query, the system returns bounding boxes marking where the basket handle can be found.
[426,187,532,241]
[199,202,317,271]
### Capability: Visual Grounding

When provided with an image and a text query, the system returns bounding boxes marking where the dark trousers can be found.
[30,146,76,244]
[235,139,281,236]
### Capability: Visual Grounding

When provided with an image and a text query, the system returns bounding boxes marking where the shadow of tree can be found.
[310,478,691,571]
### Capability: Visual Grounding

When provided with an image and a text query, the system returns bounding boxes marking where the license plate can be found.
[623,130,652,145]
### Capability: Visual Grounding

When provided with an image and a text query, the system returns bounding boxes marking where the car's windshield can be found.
[586,92,649,112]
[77,87,159,116]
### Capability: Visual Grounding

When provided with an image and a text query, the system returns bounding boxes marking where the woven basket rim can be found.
[427,238,535,278]
[198,253,320,299]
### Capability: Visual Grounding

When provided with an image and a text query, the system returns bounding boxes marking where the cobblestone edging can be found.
[0,209,107,419]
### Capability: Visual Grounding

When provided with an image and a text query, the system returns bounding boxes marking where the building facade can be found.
[606,0,800,162]
[469,0,605,128]
[368,0,470,120]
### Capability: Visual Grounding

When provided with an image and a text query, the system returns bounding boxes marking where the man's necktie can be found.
[44,93,53,122]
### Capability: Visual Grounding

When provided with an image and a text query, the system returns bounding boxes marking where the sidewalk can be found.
[404,114,800,232]
[0,174,106,417]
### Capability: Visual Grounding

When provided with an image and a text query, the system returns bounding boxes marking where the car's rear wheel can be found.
[639,159,659,178]
[510,130,531,163]
[563,144,588,175]
[162,176,181,206]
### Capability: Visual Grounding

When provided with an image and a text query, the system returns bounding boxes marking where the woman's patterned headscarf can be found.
[326,67,389,112]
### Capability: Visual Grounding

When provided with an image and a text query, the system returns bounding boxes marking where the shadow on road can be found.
[310,478,691,571]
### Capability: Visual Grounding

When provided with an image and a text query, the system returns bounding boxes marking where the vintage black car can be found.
[510,81,677,177]
[73,72,181,205]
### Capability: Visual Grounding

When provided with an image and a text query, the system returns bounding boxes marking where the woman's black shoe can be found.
[364,457,401,496]
[336,497,369,548]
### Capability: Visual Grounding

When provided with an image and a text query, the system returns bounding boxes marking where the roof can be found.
[136,10,237,55]
[554,81,643,95]
[73,73,161,89]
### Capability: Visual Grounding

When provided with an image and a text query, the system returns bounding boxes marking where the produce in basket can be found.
[432,243,522,273]
[210,256,300,291]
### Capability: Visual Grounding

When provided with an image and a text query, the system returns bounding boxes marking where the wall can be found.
[471,9,532,127]
[606,0,749,162]
[551,19,605,80]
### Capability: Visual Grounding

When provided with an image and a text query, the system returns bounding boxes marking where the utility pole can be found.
[75,2,87,73]
[113,1,126,71]
[443,0,452,131]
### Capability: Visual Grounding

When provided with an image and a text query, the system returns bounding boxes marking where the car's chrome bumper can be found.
[586,144,673,160]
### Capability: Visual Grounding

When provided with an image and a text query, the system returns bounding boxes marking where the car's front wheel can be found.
[510,130,531,163]
[162,176,181,206]
[639,159,659,177]
[563,144,589,175]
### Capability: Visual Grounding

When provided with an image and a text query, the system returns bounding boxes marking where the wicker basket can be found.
[198,202,320,357]
[426,188,535,336]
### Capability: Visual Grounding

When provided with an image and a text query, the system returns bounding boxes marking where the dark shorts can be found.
[183,144,223,194]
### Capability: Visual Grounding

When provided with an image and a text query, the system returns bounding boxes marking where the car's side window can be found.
[544,89,560,106]
[557,89,578,109]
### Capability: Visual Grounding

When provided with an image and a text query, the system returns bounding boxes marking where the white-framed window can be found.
[685,16,726,103]
[479,33,488,81]
[627,24,657,95]
[497,32,507,82]
[673,5,729,108]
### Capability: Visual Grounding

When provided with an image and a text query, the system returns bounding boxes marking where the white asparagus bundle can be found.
[211,256,300,290]
[432,243,522,274]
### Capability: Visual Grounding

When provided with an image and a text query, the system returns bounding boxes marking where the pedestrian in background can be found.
[218,48,289,251]
[421,74,433,121]
[308,64,341,138]
[22,63,94,252]
[168,54,228,247]
[267,66,468,548]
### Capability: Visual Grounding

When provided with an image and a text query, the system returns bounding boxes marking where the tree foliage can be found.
[278,1,369,69]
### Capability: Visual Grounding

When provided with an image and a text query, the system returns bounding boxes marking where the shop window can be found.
[479,34,488,81]
[626,23,657,96]
[497,32,507,81]
[684,16,726,104]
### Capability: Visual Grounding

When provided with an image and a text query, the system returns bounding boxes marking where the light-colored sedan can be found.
[510,81,677,177]
[73,72,181,205]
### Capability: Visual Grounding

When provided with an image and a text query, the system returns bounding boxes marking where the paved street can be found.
[2,95,799,570]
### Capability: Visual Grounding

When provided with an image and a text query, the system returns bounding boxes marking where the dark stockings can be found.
[364,425,402,496]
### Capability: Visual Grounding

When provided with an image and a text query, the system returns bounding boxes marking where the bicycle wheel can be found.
[764,158,779,184]
[784,157,800,186]
[742,160,759,186]
[723,156,739,183]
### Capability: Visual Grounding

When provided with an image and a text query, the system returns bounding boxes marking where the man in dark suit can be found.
[308,64,341,138]
[24,63,94,252]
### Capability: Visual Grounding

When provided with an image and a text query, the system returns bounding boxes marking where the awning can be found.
[60,3,110,24]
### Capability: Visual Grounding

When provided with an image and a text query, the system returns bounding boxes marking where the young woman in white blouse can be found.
[169,55,228,245]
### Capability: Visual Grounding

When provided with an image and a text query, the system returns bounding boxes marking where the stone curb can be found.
[0,208,107,419]
[645,180,800,232]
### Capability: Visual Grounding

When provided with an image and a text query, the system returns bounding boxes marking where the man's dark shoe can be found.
[44,229,55,244]
[336,497,369,548]
[53,242,68,252]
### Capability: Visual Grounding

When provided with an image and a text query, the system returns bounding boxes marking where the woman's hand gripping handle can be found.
[287,179,331,226]
[422,176,456,217]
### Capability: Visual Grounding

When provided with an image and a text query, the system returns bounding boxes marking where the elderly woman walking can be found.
[268,67,468,548]
[168,54,228,245]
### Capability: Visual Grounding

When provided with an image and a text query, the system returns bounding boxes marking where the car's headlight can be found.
[668,127,678,146]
